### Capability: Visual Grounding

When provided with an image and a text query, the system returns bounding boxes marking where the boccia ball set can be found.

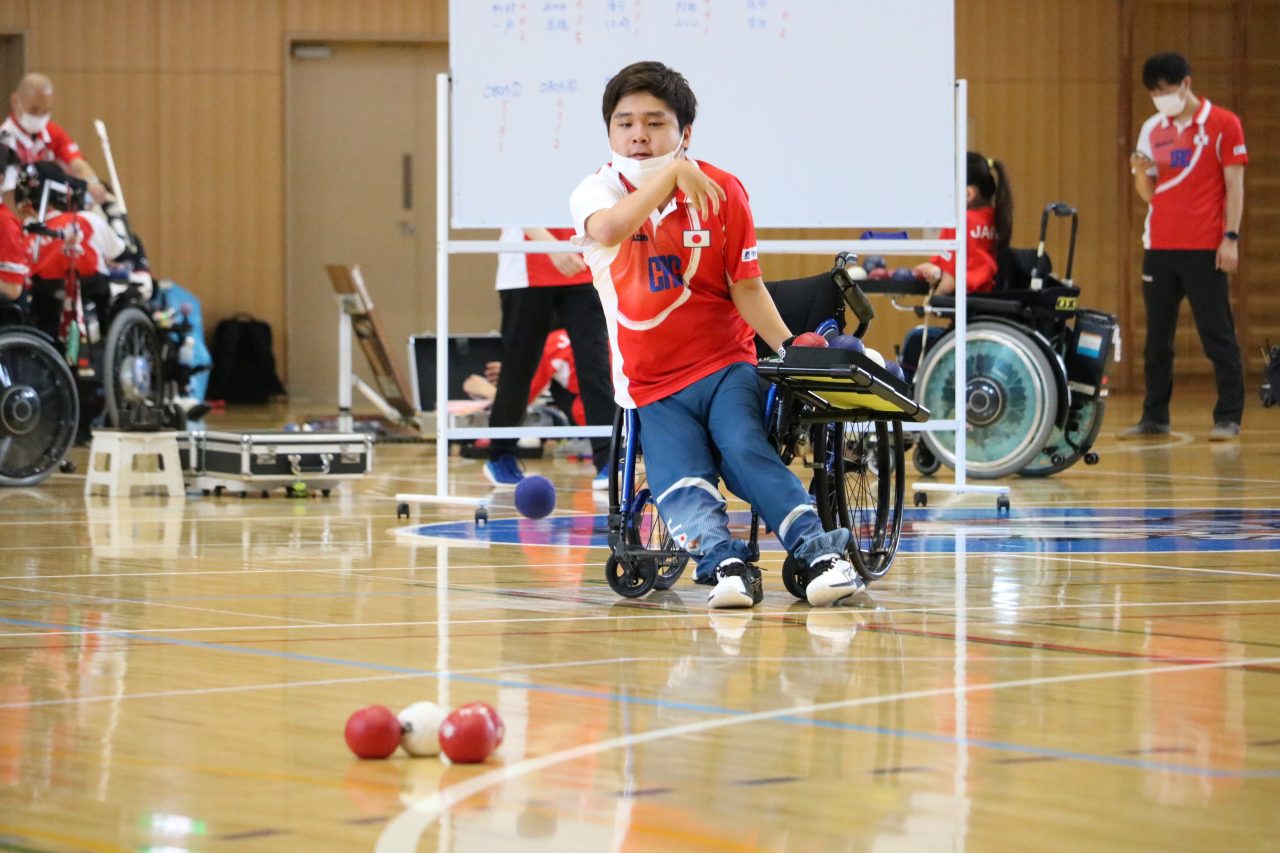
[345,700,505,764]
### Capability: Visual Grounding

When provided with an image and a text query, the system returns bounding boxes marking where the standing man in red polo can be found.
[1121,52,1247,442]
[1,73,108,210]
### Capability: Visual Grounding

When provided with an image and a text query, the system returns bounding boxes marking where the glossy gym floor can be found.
[1,390,1278,851]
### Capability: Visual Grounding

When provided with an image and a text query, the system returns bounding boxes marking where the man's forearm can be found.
[1224,165,1244,232]
[1133,172,1153,203]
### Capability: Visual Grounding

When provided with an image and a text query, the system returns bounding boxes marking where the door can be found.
[286,41,499,407]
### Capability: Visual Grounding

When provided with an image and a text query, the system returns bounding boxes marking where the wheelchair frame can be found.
[603,258,930,601]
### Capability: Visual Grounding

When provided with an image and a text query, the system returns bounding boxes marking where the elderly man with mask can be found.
[2,72,108,208]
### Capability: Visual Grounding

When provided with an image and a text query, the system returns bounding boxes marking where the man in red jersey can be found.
[1,74,108,211]
[570,61,862,609]
[1121,52,1247,442]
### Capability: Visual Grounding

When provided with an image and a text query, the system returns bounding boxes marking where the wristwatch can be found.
[1224,231,1240,241]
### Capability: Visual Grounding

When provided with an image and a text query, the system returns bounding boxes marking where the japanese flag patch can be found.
[683,229,710,248]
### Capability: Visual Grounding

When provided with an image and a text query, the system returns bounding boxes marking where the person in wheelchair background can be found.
[1,73,109,207]
[899,150,1013,382]
[570,61,864,610]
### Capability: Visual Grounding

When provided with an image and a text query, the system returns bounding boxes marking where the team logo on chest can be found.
[683,229,710,248]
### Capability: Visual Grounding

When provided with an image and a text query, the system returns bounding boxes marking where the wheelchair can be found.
[880,202,1120,484]
[21,163,190,437]
[0,295,80,487]
[604,254,930,601]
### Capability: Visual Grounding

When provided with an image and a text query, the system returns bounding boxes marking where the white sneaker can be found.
[707,559,763,609]
[805,553,865,607]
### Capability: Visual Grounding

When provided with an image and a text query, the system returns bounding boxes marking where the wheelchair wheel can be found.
[1020,397,1106,477]
[0,330,79,487]
[781,553,809,601]
[630,488,690,590]
[916,320,1060,479]
[103,305,161,429]
[833,419,905,581]
[605,555,657,598]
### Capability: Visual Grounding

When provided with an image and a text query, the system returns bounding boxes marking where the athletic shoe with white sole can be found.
[805,553,865,607]
[707,558,764,609]
[483,454,525,487]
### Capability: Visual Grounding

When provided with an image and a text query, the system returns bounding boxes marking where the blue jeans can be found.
[636,362,850,581]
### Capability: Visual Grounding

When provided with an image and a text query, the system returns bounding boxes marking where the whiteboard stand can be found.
[429,74,1007,511]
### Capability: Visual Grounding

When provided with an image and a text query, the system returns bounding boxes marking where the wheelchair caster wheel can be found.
[214,485,225,497]
[203,489,211,497]
[1084,452,1099,465]
[475,507,489,525]
[996,495,1011,513]
[781,553,810,602]
[914,491,928,508]
[913,444,941,476]
[1050,453,1065,466]
[606,554,656,598]
[397,502,410,519]
[59,459,76,474]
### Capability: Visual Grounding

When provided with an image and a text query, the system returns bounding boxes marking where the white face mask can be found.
[16,111,50,135]
[1152,89,1186,118]
[611,147,682,188]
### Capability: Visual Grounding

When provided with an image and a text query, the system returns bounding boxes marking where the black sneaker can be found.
[1117,421,1170,440]
[707,558,764,609]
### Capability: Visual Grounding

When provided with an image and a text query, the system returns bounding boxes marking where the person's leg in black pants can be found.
[1140,250,1184,427]
[1181,251,1245,427]
[488,288,555,479]
[554,284,616,475]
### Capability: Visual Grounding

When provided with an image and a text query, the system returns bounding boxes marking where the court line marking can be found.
[375,653,1280,851]
[4,597,1280,640]
[0,582,333,627]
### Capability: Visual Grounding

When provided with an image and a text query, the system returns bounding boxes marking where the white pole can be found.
[953,79,968,487]
[436,72,451,496]
[337,299,353,433]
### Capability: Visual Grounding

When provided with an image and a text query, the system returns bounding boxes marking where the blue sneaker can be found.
[483,454,524,487]
[591,466,610,491]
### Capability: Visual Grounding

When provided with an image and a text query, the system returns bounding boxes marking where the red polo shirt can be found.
[1136,99,1248,250]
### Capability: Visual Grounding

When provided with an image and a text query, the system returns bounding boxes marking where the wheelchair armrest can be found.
[858,279,931,297]
[927,294,1028,318]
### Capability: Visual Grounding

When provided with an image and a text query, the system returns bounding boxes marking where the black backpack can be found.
[206,314,286,403]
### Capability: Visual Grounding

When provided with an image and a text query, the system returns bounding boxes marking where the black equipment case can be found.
[178,430,372,497]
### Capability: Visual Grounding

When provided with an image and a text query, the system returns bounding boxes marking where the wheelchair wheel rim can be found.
[629,488,689,589]
[917,323,1058,478]
[836,419,904,580]
[0,333,78,485]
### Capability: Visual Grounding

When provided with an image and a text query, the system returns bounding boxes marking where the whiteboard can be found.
[448,0,955,229]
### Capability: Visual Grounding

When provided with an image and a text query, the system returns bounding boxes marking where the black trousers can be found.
[1141,249,1244,426]
[489,284,616,470]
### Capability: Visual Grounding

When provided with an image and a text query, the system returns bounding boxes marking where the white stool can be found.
[84,430,186,498]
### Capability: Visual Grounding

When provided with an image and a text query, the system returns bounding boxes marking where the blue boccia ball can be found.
[828,334,866,354]
[514,475,557,519]
[884,360,906,382]
[862,255,887,273]
[890,267,917,281]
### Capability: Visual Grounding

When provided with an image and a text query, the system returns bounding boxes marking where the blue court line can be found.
[2,614,1276,781]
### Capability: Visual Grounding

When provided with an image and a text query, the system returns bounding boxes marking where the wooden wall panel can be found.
[156,0,284,74]
[0,0,27,30]
[27,0,159,72]
[283,0,446,38]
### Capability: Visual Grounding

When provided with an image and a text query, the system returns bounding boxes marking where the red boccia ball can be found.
[459,701,505,748]
[791,331,829,348]
[344,705,403,759]
[438,704,499,764]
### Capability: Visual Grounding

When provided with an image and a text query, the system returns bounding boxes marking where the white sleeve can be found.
[569,170,622,245]
[1136,115,1159,176]
[83,210,128,262]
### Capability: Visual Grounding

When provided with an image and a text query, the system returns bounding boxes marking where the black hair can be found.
[967,151,1013,256]
[1142,52,1191,90]
[601,61,697,130]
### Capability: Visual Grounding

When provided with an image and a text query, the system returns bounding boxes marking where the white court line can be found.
[0,654,1061,711]
[5,597,1280,640]
[375,653,1280,850]
[1072,466,1280,486]
[0,583,333,627]
[1031,553,1280,578]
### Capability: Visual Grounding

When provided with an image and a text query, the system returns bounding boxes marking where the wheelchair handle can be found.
[833,265,875,339]
[1032,201,1079,289]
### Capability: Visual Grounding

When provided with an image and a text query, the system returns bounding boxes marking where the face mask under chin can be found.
[612,148,682,188]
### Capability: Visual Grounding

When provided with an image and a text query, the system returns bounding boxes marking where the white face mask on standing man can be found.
[1151,83,1188,119]
[15,110,50,135]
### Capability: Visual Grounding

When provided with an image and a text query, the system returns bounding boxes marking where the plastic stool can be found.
[84,430,186,498]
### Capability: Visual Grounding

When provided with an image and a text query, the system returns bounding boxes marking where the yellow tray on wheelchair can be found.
[757,347,931,422]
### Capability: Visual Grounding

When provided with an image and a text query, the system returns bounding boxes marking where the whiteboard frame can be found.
[430,74,1001,505]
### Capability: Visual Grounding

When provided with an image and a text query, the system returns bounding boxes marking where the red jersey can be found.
[29,210,125,280]
[0,205,29,288]
[529,328,584,425]
[0,116,84,169]
[930,206,998,293]
[495,226,592,289]
[1136,100,1248,250]
[571,159,762,408]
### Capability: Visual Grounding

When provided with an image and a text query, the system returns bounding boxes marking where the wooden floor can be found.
[2,389,1279,852]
